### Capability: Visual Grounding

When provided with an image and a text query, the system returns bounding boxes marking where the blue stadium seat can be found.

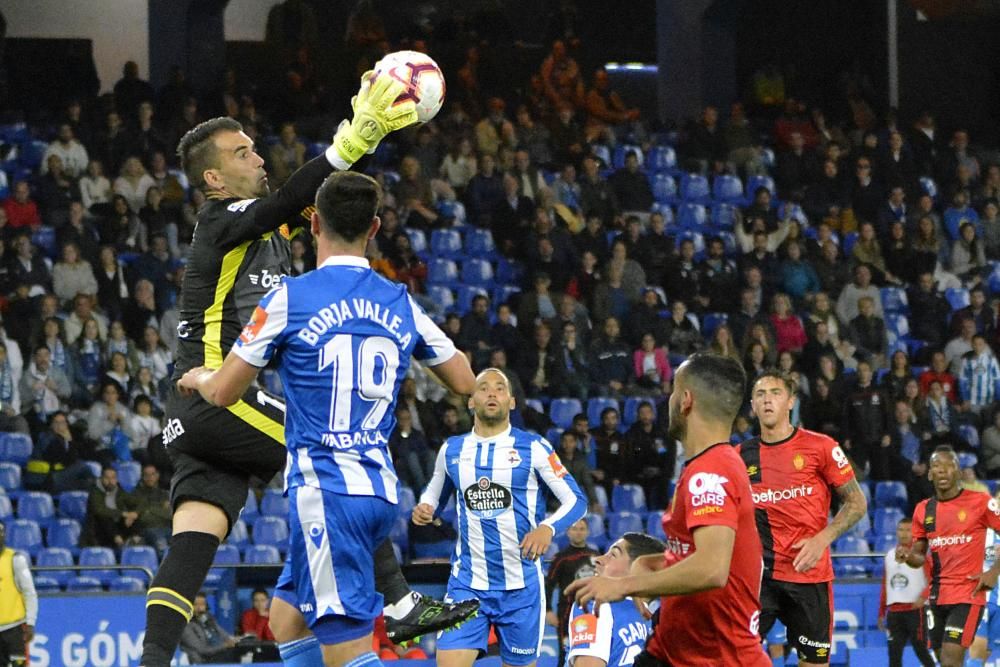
[492,284,522,307]
[397,486,416,516]
[47,518,81,553]
[464,228,496,257]
[959,423,980,449]
[79,546,117,585]
[208,543,241,584]
[679,174,710,205]
[745,175,776,202]
[259,489,289,517]
[252,516,289,548]
[0,462,21,491]
[389,515,409,555]
[874,481,907,510]
[586,398,619,427]
[710,203,738,229]
[585,513,606,541]
[549,399,583,430]
[645,512,666,540]
[919,176,938,201]
[611,484,647,513]
[885,314,910,338]
[455,286,490,316]
[57,491,89,521]
[32,227,58,260]
[880,288,908,314]
[495,258,525,285]
[430,229,463,258]
[958,452,978,471]
[67,576,103,592]
[712,175,744,204]
[19,140,48,170]
[872,534,896,554]
[36,547,74,585]
[544,428,563,447]
[7,518,42,556]
[701,313,728,339]
[0,433,31,465]
[674,230,704,254]
[593,486,608,513]
[651,173,677,205]
[114,461,141,492]
[622,397,656,428]
[612,145,643,170]
[460,258,494,287]
[843,232,860,256]
[873,508,905,536]
[647,146,677,173]
[110,576,146,592]
[990,265,1000,295]
[227,519,250,549]
[833,534,871,576]
[34,576,61,593]
[676,203,707,229]
[241,489,260,527]
[945,287,970,311]
[404,228,428,256]
[944,209,978,240]
[0,494,11,520]
[244,544,282,564]
[427,258,459,286]
[524,399,544,415]
[411,541,454,559]
[426,285,456,313]
[121,545,159,575]
[16,491,54,525]
[607,512,644,540]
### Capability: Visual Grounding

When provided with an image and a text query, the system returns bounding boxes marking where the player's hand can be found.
[564,575,626,612]
[791,532,830,573]
[911,595,926,610]
[520,524,554,560]
[877,615,885,632]
[333,71,419,165]
[971,570,999,594]
[411,503,435,526]
[177,367,210,396]
[545,611,559,628]
[632,596,653,620]
[894,545,911,564]
[22,623,33,643]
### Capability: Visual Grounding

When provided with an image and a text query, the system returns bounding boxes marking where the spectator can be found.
[100,194,147,253]
[590,407,629,495]
[3,181,41,231]
[981,200,1000,260]
[79,160,113,215]
[662,237,700,305]
[87,379,132,461]
[518,273,562,339]
[388,407,435,492]
[806,291,843,343]
[951,221,988,286]
[769,293,808,355]
[662,300,701,356]
[130,367,164,416]
[924,380,961,448]
[980,410,1000,478]
[34,317,74,388]
[114,61,154,119]
[805,376,843,441]
[592,262,632,325]
[130,463,170,551]
[95,246,129,322]
[136,325,171,384]
[20,346,71,436]
[549,103,586,167]
[544,517,599,667]
[558,321,589,400]
[729,287,764,345]
[71,317,104,402]
[625,401,674,510]
[82,465,138,548]
[7,234,51,298]
[474,97,516,157]
[26,411,94,493]
[919,350,959,401]
[945,316,977,375]
[489,303,525,368]
[959,334,1000,416]
[58,201,102,267]
[439,137,477,194]
[588,317,631,398]
[510,147,548,204]
[851,222,899,285]
[836,264,883,324]
[814,239,851,297]
[126,101,169,166]
[876,185,909,243]
[880,350,913,400]
[778,240,820,305]
[94,111,130,176]
[556,431,599,513]
[36,155,81,226]
[848,295,888,368]
[697,236,740,313]
[707,323,742,363]
[239,589,276,642]
[579,155,618,225]
[842,359,892,479]
[804,159,851,222]
[0,342,27,434]
[464,153,504,227]
[584,68,640,141]
[180,592,239,664]
[41,123,89,179]
[627,288,669,347]
[265,122,305,189]
[633,332,672,396]
[125,394,161,463]
[517,322,567,399]
[775,131,816,199]
[395,156,439,229]
[683,105,727,174]
[138,190,180,260]
[908,272,951,349]
[64,293,109,345]
[952,285,992,336]
[122,278,159,342]
[113,156,155,214]
[52,243,98,306]
[609,150,653,214]
[882,221,914,285]
[889,401,934,503]
[491,172,534,256]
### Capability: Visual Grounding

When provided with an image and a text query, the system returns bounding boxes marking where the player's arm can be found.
[408,293,476,396]
[180,353,259,408]
[566,525,736,609]
[972,498,1000,593]
[898,538,928,569]
[425,351,476,396]
[413,444,455,525]
[566,602,613,667]
[523,439,588,559]
[792,477,868,573]
[12,550,37,641]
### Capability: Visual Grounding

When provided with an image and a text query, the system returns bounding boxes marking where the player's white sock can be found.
[383,591,419,620]
[278,636,322,666]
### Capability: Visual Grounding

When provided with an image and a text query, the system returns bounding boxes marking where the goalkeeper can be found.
[140,72,477,667]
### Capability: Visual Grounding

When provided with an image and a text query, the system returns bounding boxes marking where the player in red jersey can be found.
[739,371,868,666]
[564,353,770,667]
[897,445,1000,667]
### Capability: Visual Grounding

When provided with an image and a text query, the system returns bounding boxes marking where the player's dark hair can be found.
[898,517,912,525]
[314,171,383,243]
[622,533,667,561]
[177,117,243,191]
[752,368,797,396]
[678,353,747,424]
[932,444,958,461]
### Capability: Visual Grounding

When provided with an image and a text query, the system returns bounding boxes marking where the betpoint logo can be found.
[752,485,815,504]
[929,534,973,548]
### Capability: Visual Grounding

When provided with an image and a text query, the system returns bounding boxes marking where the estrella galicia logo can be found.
[463,476,513,519]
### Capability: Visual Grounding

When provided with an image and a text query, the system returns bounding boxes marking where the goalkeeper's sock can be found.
[770,657,785,667]
[141,531,220,666]
[374,537,413,611]
[278,636,322,666]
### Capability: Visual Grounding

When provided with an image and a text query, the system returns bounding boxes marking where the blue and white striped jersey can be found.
[567,599,650,667]
[961,351,1000,407]
[984,527,999,607]
[233,255,457,502]
[420,426,587,590]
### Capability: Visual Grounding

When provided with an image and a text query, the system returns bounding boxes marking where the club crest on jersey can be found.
[958,509,967,522]
[240,306,268,343]
[506,449,522,467]
[570,614,597,647]
[990,498,1000,517]
[464,477,513,519]
[890,573,910,589]
[793,454,805,470]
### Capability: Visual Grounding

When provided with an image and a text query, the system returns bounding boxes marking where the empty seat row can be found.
[548,397,660,430]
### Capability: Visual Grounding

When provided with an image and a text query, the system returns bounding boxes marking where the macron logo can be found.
[752,485,814,505]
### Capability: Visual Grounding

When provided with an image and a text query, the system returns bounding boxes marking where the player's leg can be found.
[494,573,545,667]
[757,578,783,640]
[0,626,25,666]
[268,552,324,666]
[781,581,833,666]
[764,621,787,666]
[936,603,983,667]
[435,584,492,667]
[903,608,935,667]
[969,606,990,666]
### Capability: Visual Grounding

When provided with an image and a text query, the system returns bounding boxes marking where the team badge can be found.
[507,450,522,467]
[958,509,967,522]
[793,454,805,471]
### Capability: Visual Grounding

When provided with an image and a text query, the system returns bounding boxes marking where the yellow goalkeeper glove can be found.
[332,71,419,166]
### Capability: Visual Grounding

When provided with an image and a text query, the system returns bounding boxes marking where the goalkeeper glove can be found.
[332,71,419,166]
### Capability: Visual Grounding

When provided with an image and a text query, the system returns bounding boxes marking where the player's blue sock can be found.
[344,651,383,667]
[278,636,322,666]
[966,659,985,667]
[770,657,785,667]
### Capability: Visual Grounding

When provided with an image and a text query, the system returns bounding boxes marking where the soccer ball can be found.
[370,50,446,124]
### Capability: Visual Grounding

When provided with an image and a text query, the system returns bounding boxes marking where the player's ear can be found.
[203,168,223,191]
[368,216,381,240]
[310,211,321,237]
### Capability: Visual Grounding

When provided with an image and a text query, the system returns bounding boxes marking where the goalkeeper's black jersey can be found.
[172,155,334,379]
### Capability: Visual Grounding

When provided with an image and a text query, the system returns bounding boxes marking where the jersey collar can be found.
[319,255,370,269]
[470,425,512,443]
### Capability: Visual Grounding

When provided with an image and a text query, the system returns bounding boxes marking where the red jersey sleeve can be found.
[911,502,927,542]
[818,436,855,488]
[684,465,741,532]
[981,494,1000,532]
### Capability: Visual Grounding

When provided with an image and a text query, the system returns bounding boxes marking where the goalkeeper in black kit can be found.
[140,72,477,667]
